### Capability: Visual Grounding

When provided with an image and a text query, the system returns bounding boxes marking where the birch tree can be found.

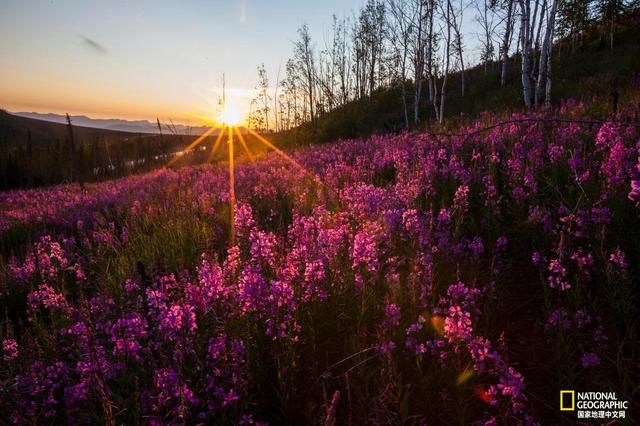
[498,0,516,86]
[413,0,426,123]
[294,24,317,125]
[281,59,301,130]
[425,0,439,116]
[256,63,271,132]
[352,16,367,100]
[448,0,469,96]
[354,1,387,101]
[517,0,533,106]
[534,0,558,107]
[476,0,498,73]
[387,0,414,128]
[335,16,352,107]
[437,0,453,122]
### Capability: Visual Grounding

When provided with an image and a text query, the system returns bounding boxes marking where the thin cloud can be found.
[80,36,107,54]
[239,0,247,24]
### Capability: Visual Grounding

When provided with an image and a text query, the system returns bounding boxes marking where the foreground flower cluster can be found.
[1,102,638,424]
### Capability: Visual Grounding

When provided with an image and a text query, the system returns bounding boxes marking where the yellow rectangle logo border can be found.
[560,390,575,411]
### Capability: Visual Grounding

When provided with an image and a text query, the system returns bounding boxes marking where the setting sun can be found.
[218,103,244,126]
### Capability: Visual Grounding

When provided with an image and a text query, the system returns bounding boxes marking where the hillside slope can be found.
[291,11,640,144]
[0,110,148,147]
[0,111,222,189]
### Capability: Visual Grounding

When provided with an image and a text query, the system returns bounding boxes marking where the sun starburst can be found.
[218,103,244,127]
[167,86,315,246]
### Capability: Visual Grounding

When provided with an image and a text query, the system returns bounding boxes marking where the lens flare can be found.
[218,103,244,126]
[456,368,474,385]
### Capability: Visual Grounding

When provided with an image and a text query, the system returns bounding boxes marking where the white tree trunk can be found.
[518,0,533,107]
[439,0,452,123]
[544,42,553,109]
[413,0,425,124]
[535,0,557,106]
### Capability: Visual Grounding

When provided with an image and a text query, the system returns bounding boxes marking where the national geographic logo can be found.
[560,390,575,411]
[560,390,629,420]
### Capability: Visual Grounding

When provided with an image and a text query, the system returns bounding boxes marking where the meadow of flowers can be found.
[1,100,639,424]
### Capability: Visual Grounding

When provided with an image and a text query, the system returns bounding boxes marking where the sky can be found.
[0,0,367,125]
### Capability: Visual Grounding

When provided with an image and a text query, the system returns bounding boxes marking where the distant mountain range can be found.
[12,112,210,135]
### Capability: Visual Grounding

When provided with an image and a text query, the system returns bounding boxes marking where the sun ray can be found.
[207,126,226,163]
[227,125,236,245]
[167,126,217,167]
[234,127,255,162]
[244,127,309,174]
